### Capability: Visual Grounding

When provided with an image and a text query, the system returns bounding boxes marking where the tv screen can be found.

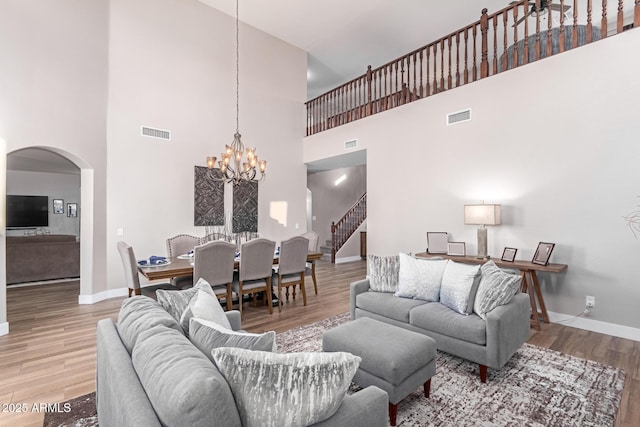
[6,195,49,228]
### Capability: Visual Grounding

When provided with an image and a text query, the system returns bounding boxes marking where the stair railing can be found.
[331,193,367,263]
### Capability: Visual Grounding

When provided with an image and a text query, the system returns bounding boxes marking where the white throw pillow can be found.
[394,253,448,301]
[212,347,361,427]
[439,261,481,315]
[156,279,216,328]
[180,288,231,333]
[189,318,276,361]
[473,260,522,320]
[367,254,400,293]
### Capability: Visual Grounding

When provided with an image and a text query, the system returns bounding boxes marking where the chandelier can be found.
[207,0,266,184]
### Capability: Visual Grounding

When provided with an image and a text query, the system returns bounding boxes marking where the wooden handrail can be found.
[306,0,639,136]
[330,193,366,264]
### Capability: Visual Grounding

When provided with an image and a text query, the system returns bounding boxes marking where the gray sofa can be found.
[6,235,80,284]
[96,296,388,427]
[350,278,530,382]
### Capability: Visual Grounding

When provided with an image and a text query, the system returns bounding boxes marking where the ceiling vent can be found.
[446,109,471,126]
[141,126,171,141]
[344,139,358,150]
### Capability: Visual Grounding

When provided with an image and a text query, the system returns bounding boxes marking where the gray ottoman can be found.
[322,317,436,426]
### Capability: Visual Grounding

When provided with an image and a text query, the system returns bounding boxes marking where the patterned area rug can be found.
[45,313,625,427]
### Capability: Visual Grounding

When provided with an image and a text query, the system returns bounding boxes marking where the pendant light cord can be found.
[236,0,240,134]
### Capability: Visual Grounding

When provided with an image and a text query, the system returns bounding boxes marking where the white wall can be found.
[304,29,640,331]
[6,170,81,237]
[106,0,307,290]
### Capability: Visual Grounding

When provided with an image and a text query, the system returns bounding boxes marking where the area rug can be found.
[45,313,625,427]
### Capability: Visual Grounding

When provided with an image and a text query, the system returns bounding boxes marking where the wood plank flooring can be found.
[0,260,637,426]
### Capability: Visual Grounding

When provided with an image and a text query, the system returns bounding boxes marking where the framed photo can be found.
[532,242,555,266]
[67,203,78,218]
[53,199,64,214]
[447,242,466,256]
[427,232,448,254]
[501,247,518,262]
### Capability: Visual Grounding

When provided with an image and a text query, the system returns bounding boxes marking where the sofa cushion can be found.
[394,253,448,301]
[367,254,399,293]
[212,347,360,427]
[156,278,216,329]
[439,261,481,315]
[357,290,427,323]
[116,296,183,354]
[409,302,487,346]
[179,289,232,333]
[189,317,276,362]
[473,260,522,320]
[132,325,241,427]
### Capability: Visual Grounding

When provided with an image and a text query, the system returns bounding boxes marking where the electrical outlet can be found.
[586,295,595,308]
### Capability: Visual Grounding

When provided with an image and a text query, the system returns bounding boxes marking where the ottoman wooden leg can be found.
[388,402,398,426]
[424,378,431,398]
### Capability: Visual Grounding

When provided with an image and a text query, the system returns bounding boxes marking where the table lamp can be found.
[464,203,501,258]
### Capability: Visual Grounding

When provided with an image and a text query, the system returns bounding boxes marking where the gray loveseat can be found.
[6,235,79,284]
[96,296,388,427]
[350,257,531,382]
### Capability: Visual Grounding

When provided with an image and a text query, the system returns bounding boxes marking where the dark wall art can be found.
[194,166,224,226]
[232,180,258,233]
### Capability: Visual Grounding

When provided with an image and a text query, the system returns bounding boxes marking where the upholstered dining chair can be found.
[272,236,309,312]
[166,234,200,289]
[301,231,320,294]
[117,241,176,298]
[233,238,276,314]
[193,240,237,311]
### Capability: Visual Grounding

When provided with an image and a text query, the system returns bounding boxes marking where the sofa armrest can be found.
[224,310,242,331]
[350,279,371,320]
[312,386,388,427]
[484,293,531,369]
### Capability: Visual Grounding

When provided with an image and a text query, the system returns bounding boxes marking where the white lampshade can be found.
[464,204,501,226]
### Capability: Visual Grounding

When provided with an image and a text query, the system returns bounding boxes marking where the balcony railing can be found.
[305,0,639,136]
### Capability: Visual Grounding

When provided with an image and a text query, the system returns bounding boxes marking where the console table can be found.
[415,253,568,330]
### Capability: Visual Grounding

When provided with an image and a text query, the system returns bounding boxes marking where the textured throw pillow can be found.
[394,253,448,301]
[156,278,216,327]
[473,260,522,320]
[367,254,400,293]
[212,348,361,427]
[179,290,231,333]
[189,317,276,361]
[439,261,482,315]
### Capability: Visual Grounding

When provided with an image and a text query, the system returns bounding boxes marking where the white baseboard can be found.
[78,287,128,304]
[0,322,8,336]
[548,311,640,342]
[335,256,363,264]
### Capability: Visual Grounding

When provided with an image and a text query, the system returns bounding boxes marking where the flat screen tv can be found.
[6,195,49,228]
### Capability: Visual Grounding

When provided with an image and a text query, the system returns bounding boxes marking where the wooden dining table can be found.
[138,252,323,290]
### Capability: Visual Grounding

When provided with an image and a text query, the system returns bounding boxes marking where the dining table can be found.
[138,252,324,290]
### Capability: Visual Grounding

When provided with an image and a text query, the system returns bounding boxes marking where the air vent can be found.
[344,139,358,149]
[447,109,471,126]
[141,126,171,140]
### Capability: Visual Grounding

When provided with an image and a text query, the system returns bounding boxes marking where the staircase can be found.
[329,193,366,263]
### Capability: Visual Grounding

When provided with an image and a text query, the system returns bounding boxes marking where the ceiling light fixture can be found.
[206,0,266,185]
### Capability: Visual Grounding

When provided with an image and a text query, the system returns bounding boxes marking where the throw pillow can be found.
[179,290,232,333]
[367,254,400,293]
[212,348,361,427]
[394,253,448,301]
[439,261,481,315]
[473,260,522,320]
[189,317,276,362]
[156,278,216,327]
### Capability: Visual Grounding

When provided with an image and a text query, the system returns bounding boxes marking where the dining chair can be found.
[301,231,320,294]
[233,238,276,314]
[193,240,237,311]
[166,234,200,288]
[272,236,309,312]
[117,241,176,298]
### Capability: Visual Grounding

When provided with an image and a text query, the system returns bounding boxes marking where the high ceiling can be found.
[199,0,510,99]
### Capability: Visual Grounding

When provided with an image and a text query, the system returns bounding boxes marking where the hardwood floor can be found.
[0,260,638,426]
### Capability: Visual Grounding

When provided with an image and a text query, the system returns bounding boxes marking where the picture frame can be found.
[67,203,78,218]
[427,232,448,254]
[501,247,518,262]
[53,199,64,214]
[447,242,466,257]
[532,242,555,266]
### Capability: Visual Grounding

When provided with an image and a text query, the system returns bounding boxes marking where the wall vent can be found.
[344,139,358,149]
[141,126,171,140]
[447,109,472,126]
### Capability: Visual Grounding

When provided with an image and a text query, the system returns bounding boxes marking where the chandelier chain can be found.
[236,0,239,134]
